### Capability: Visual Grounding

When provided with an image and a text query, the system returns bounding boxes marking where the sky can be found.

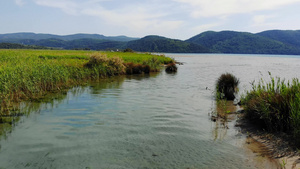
[1,0,300,40]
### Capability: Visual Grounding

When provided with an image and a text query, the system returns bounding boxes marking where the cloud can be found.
[15,0,25,6]
[33,0,79,15]
[252,15,275,25]
[173,0,300,18]
[29,0,300,39]
[32,0,184,37]
[190,23,222,33]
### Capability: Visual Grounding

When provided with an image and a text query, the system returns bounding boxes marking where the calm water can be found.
[1,54,300,168]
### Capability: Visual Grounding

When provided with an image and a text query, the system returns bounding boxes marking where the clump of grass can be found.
[84,53,126,76]
[84,53,109,68]
[212,73,239,120]
[241,74,300,144]
[165,62,177,73]
[216,73,239,100]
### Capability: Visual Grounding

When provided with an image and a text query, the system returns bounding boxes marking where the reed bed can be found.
[0,49,173,118]
[241,73,300,144]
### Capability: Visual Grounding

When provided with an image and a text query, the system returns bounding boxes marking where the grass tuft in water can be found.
[216,73,239,100]
[165,62,177,73]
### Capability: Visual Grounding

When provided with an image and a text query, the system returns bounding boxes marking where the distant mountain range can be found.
[186,30,300,55]
[0,30,300,55]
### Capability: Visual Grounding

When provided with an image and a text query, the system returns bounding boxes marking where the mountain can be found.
[1,30,300,55]
[0,42,51,49]
[257,30,300,48]
[16,38,126,50]
[0,32,138,42]
[186,30,300,55]
[126,35,210,53]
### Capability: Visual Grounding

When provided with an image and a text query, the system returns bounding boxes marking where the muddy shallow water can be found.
[1,54,300,168]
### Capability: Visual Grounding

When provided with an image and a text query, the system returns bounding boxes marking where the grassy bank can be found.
[241,73,300,145]
[0,49,173,118]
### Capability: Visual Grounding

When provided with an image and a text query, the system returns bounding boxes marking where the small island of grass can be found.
[0,49,174,120]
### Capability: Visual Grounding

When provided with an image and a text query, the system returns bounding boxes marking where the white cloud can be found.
[190,23,222,33]
[32,0,184,37]
[33,0,79,15]
[28,0,300,39]
[252,15,274,25]
[173,0,300,18]
[15,0,25,6]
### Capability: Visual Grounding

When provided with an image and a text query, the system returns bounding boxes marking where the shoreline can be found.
[213,101,300,168]
[237,116,300,169]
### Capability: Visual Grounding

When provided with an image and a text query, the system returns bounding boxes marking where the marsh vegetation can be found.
[241,73,300,145]
[0,49,174,124]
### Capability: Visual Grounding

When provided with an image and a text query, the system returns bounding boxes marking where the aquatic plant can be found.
[165,62,177,73]
[216,73,239,100]
[241,74,300,144]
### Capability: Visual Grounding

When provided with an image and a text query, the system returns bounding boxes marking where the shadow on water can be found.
[0,72,163,140]
[0,91,69,140]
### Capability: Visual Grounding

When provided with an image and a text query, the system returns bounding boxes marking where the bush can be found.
[165,63,177,73]
[123,48,134,53]
[216,73,239,100]
[124,62,151,74]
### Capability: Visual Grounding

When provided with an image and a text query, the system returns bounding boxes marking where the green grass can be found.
[0,49,174,116]
[241,73,300,144]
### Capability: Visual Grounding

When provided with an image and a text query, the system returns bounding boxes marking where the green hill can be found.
[0,38,126,50]
[126,35,210,53]
[0,42,51,49]
[257,30,300,48]
[1,30,300,54]
[0,32,138,42]
[186,31,300,54]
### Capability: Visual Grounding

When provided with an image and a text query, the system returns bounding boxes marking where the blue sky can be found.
[1,0,300,40]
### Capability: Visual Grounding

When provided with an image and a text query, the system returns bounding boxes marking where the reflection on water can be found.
[1,54,300,168]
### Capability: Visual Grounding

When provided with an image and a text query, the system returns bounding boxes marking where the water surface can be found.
[1,54,300,168]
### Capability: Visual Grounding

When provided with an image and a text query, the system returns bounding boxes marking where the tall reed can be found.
[0,49,174,117]
[241,74,300,144]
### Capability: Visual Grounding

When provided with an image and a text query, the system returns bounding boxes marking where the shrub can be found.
[216,73,239,100]
[165,62,177,73]
[124,62,151,74]
[123,48,134,53]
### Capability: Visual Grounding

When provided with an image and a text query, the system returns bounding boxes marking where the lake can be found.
[1,53,300,168]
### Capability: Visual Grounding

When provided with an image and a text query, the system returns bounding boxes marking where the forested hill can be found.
[186,30,300,55]
[257,30,300,47]
[0,32,138,42]
[125,35,210,53]
[0,30,300,55]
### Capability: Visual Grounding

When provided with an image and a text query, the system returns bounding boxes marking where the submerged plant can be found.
[216,73,239,100]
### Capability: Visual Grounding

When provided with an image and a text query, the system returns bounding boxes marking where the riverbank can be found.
[237,74,300,168]
[213,99,300,168]
[237,116,300,169]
